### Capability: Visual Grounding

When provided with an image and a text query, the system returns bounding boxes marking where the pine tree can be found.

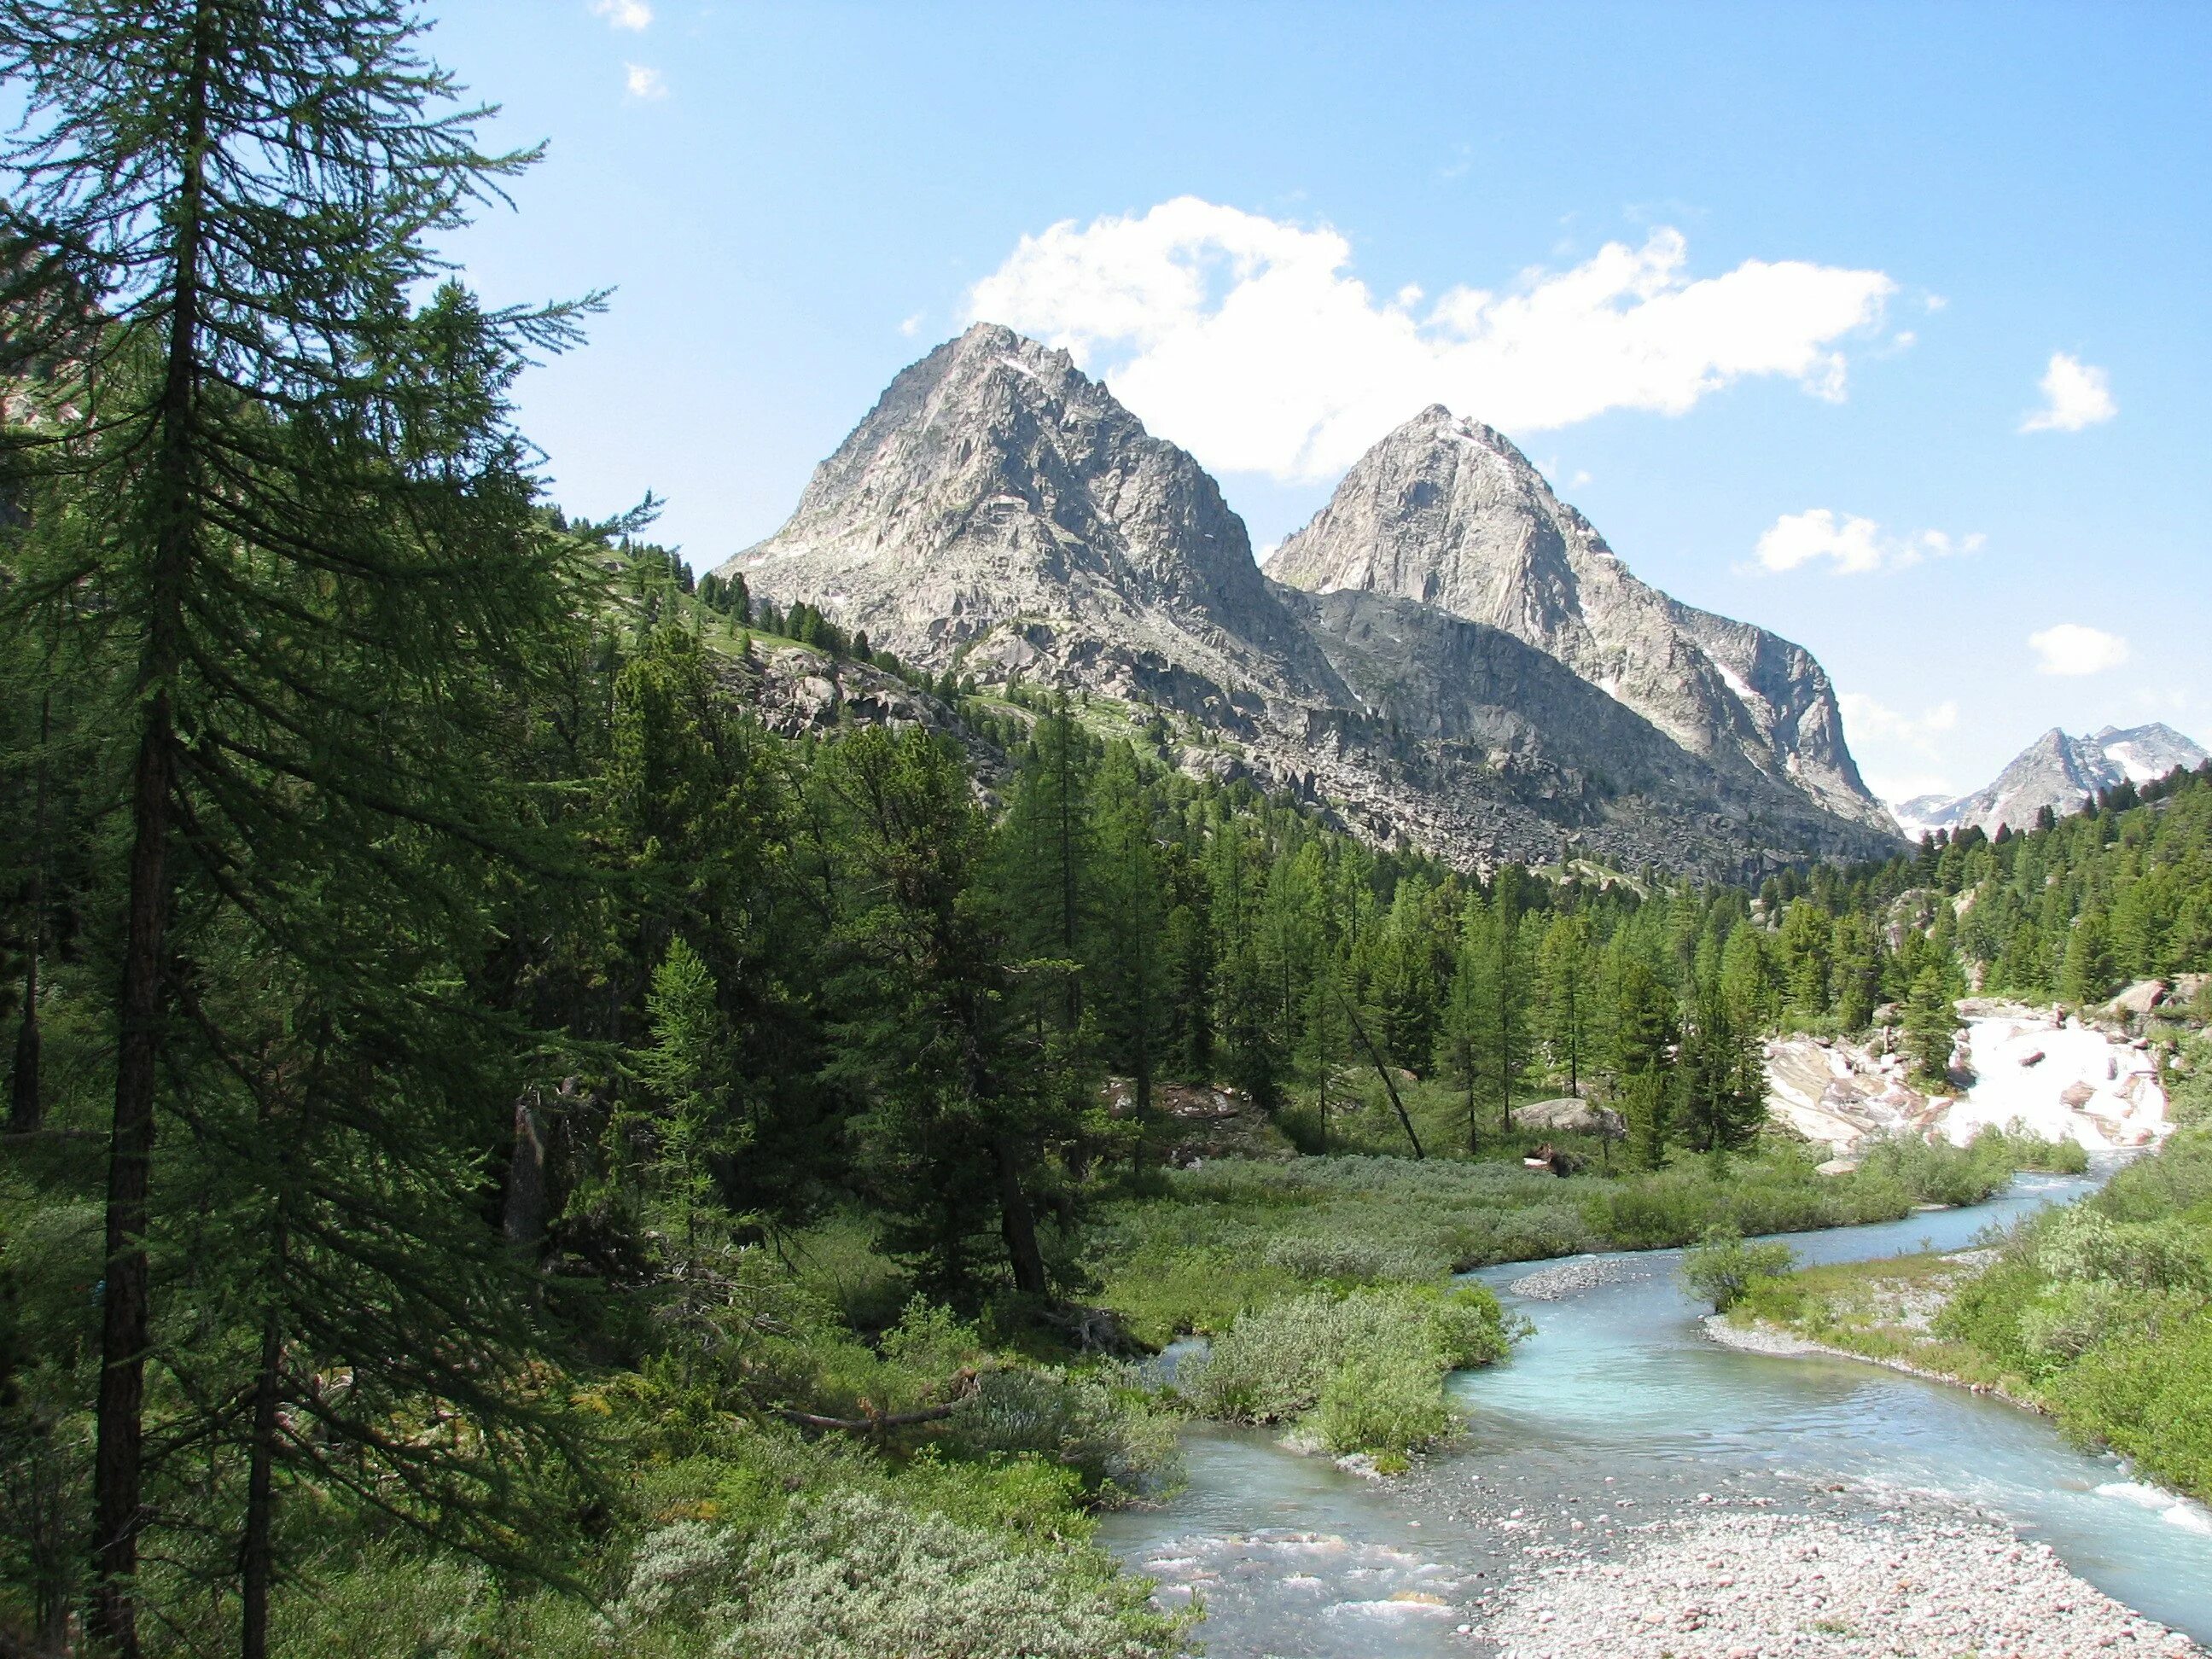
[1613,958,1677,1169]
[817,725,1054,1301]
[1902,967,1959,1086]
[1089,742,1167,1162]
[1679,989,1765,1152]
[0,8,601,1645]
[1534,911,1592,1095]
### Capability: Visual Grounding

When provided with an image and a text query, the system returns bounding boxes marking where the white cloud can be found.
[1753,508,1983,575]
[624,62,667,100]
[966,197,1898,481]
[2020,352,2116,433]
[592,0,652,28]
[1839,692,1962,800]
[898,312,923,338]
[2029,623,2130,676]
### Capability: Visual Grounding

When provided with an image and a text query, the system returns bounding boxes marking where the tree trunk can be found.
[94,28,210,1650]
[9,695,47,1133]
[93,704,175,1659]
[992,1137,1049,1297]
[239,1307,281,1659]
[501,1089,549,1254]
[9,937,38,1135]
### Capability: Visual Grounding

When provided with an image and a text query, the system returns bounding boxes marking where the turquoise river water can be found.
[1099,1168,2212,1656]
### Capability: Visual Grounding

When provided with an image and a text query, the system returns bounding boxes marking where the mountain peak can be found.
[722,326,1320,687]
[1269,406,1888,832]
[719,334,1904,875]
[1890,723,2209,837]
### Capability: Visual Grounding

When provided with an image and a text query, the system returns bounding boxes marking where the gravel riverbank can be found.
[1395,1461,2204,1657]
[1476,1493,2199,1656]
[1505,1257,1650,1300]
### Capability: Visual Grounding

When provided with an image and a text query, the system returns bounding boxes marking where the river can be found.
[1099,1167,2212,1656]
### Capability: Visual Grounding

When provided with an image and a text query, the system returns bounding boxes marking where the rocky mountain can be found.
[1268,405,1890,835]
[721,324,1903,876]
[1893,723,2209,838]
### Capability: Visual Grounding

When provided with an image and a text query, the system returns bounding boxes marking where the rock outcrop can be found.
[723,326,1903,876]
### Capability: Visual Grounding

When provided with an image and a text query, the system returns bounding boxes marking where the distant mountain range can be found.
[720,323,1903,876]
[1892,724,2209,839]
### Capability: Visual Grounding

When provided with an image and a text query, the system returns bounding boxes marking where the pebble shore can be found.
[1505,1256,1649,1301]
[1477,1496,2202,1657]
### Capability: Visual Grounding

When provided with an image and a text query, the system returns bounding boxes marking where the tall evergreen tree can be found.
[0,7,594,1647]
[1534,910,1592,1095]
[1612,958,1677,1170]
[817,725,1055,1301]
[1088,742,1167,1162]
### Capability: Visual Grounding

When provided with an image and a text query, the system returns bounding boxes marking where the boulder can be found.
[2105,979,2168,1019]
[1514,1097,1626,1138]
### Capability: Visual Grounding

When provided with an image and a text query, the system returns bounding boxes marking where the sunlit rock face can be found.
[723,327,1901,877]
[1270,405,1890,835]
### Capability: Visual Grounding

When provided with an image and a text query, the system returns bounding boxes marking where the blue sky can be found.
[429,1,2210,805]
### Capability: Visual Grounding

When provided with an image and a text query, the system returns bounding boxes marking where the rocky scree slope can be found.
[722,325,1902,876]
[1895,723,2209,838]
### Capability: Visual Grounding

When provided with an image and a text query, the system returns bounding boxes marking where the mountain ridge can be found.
[1268,405,1886,834]
[1893,723,2209,839]
[720,324,1903,876]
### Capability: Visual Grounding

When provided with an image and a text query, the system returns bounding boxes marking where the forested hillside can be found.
[3,9,2212,1659]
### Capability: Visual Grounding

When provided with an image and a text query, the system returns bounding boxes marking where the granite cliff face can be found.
[1268,405,1889,835]
[1894,723,2208,838]
[723,325,1901,876]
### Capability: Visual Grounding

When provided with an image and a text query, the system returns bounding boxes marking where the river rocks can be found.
[2109,980,2171,1019]
[1508,1257,1648,1301]
[1480,1498,2202,1656]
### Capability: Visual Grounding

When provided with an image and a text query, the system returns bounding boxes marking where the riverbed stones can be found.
[1478,1499,2200,1656]
[1507,1257,1648,1300]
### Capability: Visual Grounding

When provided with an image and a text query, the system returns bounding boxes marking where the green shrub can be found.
[946,1366,1182,1502]
[2055,1313,2212,1498]
[1310,1349,1454,1464]
[1680,1226,1796,1313]
[1179,1282,1514,1461]
[617,1491,1185,1659]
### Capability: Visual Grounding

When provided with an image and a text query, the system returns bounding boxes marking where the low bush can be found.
[618,1491,1185,1659]
[1680,1226,1797,1312]
[1181,1283,1515,1459]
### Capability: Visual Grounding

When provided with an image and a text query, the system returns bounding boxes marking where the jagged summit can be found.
[1269,405,1889,834]
[721,330,1902,876]
[726,322,1328,689]
[1894,723,2209,838]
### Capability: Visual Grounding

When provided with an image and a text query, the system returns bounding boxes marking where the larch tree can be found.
[0,3,595,1650]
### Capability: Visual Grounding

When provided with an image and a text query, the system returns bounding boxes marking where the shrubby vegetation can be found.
[1180,1283,1516,1467]
[1681,1228,1798,1313]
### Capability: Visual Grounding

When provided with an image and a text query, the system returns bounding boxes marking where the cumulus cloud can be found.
[966,197,1898,480]
[2029,623,2130,677]
[1753,509,1983,575]
[624,62,667,100]
[1838,692,1961,800]
[592,0,652,28]
[2020,352,2116,433]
